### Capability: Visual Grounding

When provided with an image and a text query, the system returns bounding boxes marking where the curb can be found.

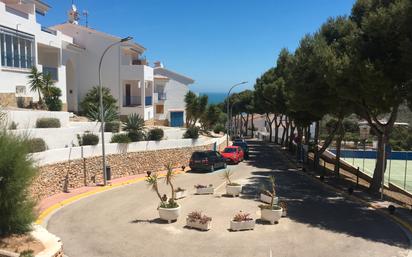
[35,169,187,225]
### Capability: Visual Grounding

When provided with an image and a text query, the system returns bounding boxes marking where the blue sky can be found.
[39,0,356,93]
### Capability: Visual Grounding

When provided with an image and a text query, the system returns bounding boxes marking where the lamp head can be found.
[121,36,133,42]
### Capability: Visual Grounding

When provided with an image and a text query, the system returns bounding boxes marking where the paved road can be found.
[47,140,410,257]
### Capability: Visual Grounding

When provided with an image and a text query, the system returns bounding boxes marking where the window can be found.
[156,104,164,114]
[0,26,34,69]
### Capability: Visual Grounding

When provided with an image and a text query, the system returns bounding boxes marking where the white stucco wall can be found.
[32,135,226,166]
[5,110,70,128]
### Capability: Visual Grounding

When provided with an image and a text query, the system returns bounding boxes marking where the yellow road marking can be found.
[36,169,187,225]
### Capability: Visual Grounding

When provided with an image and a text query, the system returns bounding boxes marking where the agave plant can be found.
[123,113,145,132]
[221,169,240,186]
[86,102,119,122]
[165,163,176,199]
[145,173,163,202]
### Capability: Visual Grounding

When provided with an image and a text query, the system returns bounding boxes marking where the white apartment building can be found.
[52,23,155,121]
[153,62,194,127]
[0,1,193,125]
[0,0,71,109]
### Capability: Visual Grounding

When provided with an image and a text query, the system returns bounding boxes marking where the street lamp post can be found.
[99,36,133,186]
[226,81,247,146]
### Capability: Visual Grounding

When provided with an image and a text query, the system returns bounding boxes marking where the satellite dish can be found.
[72,4,77,12]
[68,4,80,24]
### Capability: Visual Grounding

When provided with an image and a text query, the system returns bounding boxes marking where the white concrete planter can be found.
[186,218,212,231]
[226,184,242,197]
[195,187,214,195]
[158,205,181,223]
[260,194,279,205]
[261,207,283,224]
[230,220,255,231]
[174,190,188,199]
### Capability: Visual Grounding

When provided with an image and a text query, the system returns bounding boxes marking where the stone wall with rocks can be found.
[31,140,226,201]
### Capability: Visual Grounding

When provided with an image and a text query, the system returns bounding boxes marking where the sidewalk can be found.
[271,142,412,234]
[36,167,188,224]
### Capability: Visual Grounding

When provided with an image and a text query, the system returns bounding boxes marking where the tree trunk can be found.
[251,113,255,138]
[274,114,281,144]
[334,123,344,175]
[285,116,290,147]
[313,121,320,169]
[360,103,398,193]
[265,114,273,142]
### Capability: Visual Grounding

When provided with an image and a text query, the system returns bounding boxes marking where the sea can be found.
[198,92,226,104]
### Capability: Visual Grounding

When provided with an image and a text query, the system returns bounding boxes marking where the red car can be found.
[221,146,244,164]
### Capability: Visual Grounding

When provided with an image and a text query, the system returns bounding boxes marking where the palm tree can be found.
[123,113,145,132]
[165,163,176,199]
[42,73,54,98]
[28,66,44,104]
[146,173,163,202]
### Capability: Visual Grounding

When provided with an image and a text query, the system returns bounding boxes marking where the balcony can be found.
[157,92,167,101]
[123,96,141,107]
[5,6,29,19]
[42,67,58,81]
[41,26,57,36]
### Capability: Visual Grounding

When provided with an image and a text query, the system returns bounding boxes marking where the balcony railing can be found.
[43,67,58,81]
[41,26,57,36]
[123,96,141,107]
[5,6,29,19]
[157,92,167,101]
[145,96,152,106]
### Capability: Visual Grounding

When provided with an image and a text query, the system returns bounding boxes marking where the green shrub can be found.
[19,250,34,257]
[128,131,145,142]
[213,124,225,134]
[9,121,18,130]
[147,128,164,141]
[81,87,118,122]
[26,138,47,153]
[79,133,99,146]
[183,126,199,139]
[105,121,121,133]
[35,118,61,128]
[111,133,131,144]
[44,86,62,111]
[0,132,36,235]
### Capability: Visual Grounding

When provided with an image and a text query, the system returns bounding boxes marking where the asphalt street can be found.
[47,140,410,257]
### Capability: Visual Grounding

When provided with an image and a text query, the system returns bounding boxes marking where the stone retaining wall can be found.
[31,140,226,201]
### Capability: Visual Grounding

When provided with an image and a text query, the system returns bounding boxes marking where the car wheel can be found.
[210,164,215,172]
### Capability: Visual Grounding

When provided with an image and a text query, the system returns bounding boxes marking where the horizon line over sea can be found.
[198,92,227,104]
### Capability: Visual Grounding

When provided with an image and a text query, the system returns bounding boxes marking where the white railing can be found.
[32,136,226,166]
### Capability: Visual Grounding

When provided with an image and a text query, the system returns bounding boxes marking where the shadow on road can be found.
[241,139,409,248]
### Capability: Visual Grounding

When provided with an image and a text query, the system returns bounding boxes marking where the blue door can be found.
[170,111,184,127]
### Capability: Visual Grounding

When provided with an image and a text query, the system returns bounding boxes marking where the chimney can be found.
[154,61,164,68]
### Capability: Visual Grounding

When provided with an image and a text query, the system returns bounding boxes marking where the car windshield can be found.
[223,148,237,153]
[192,152,208,159]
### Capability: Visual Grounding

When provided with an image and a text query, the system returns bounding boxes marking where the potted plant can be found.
[194,184,214,195]
[186,211,212,231]
[222,170,242,197]
[260,188,279,205]
[146,163,181,223]
[279,201,287,217]
[230,211,255,231]
[259,176,283,225]
[174,187,188,199]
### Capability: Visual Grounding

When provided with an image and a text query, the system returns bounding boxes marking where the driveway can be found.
[47,140,410,257]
